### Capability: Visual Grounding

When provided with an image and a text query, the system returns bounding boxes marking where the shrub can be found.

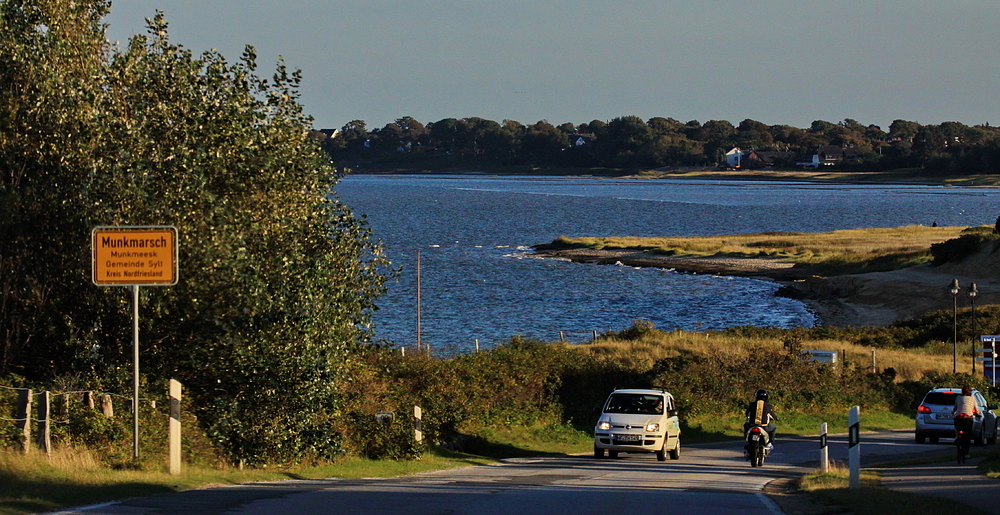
[930,227,1000,265]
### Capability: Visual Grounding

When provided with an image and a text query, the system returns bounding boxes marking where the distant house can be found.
[741,150,795,168]
[724,147,794,168]
[799,145,862,167]
[725,147,744,167]
[318,128,340,139]
[309,128,340,142]
[570,133,596,146]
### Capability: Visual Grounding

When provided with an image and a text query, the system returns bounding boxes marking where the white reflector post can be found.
[848,406,860,489]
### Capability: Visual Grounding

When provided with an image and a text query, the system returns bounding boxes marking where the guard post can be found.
[819,422,829,473]
[848,406,860,489]
[413,406,423,443]
[168,379,182,474]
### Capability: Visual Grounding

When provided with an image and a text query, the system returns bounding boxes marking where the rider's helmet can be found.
[754,389,769,401]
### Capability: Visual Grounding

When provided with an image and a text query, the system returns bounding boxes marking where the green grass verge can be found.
[0,447,495,515]
[799,466,986,515]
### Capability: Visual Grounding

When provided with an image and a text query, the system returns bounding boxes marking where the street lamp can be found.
[951,279,960,374]
[970,282,979,375]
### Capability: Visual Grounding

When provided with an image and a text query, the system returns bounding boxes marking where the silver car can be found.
[914,387,998,445]
[593,388,681,461]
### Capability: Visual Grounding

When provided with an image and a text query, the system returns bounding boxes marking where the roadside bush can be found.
[930,227,1000,265]
[64,404,129,449]
[383,337,592,444]
[857,306,1000,349]
[344,412,423,460]
[645,344,904,418]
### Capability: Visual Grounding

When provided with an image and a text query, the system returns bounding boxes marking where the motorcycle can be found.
[744,425,771,467]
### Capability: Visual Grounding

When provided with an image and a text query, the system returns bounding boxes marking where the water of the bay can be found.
[334,174,1000,355]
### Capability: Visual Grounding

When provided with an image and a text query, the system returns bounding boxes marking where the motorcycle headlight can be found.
[597,421,611,431]
[646,422,660,432]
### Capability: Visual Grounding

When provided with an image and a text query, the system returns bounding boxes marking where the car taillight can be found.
[917,405,932,413]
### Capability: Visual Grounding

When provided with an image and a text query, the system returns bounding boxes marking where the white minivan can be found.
[593,388,681,461]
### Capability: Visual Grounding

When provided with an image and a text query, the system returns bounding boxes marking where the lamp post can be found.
[951,279,960,374]
[970,282,979,375]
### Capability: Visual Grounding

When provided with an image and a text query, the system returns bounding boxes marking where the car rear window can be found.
[604,394,663,414]
[923,392,958,406]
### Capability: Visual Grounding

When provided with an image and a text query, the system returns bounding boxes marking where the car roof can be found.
[922,387,980,401]
[925,387,978,394]
[610,389,671,396]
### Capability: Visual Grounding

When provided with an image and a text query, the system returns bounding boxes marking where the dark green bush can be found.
[930,227,1000,265]
[345,412,423,460]
[64,403,130,449]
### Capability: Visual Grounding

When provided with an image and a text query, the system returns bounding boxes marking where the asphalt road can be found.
[54,429,976,515]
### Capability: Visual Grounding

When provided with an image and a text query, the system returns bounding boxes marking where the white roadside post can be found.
[819,422,829,473]
[848,406,860,489]
[414,406,423,443]
[168,379,182,474]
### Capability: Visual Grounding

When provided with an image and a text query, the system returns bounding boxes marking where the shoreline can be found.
[348,168,1000,187]
[531,247,998,328]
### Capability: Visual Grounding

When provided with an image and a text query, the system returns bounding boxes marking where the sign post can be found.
[978,336,999,387]
[93,226,178,460]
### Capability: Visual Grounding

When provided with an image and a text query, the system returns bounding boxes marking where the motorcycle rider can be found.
[744,389,778,449]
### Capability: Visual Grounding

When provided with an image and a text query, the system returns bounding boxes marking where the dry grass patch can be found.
[558,225,967,264]
[576,330,954,382]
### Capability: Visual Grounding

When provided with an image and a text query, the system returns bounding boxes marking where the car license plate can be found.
[938,413,954,420]
[614,434,642,443]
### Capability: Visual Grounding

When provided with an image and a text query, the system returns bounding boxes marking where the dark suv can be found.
[915,387,998,445]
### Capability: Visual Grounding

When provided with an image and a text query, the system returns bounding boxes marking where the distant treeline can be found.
[318,116,1000,173]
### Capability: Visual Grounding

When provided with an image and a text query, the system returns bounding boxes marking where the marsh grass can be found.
[554,225,969,274]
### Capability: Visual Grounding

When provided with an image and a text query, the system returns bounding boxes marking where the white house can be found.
[725,147,746,167]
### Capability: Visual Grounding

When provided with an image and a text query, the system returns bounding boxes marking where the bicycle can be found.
[956,427,970,464]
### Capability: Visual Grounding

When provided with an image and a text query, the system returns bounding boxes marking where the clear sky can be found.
[104,1,1000,132]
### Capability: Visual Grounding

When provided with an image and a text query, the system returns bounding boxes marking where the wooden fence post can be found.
[169,379,182,475]
[16,389,32,453]
[37,391,51,456]
[83,391,95,409]
[100,394,114,418]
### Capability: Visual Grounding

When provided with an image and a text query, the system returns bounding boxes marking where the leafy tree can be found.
[736,119,773,149]
[427,117,459,152]
[521,120,569,164]
[647,117,683,136]
[596,115,654,166]
[325,119,368,156]
[394,116,427,147]
[1,0,112,377]
[888,119,920,142]
[1,1,388,463]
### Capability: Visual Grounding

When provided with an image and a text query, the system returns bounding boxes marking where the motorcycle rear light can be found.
[750,427,763,433]
[917,405,932,413]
